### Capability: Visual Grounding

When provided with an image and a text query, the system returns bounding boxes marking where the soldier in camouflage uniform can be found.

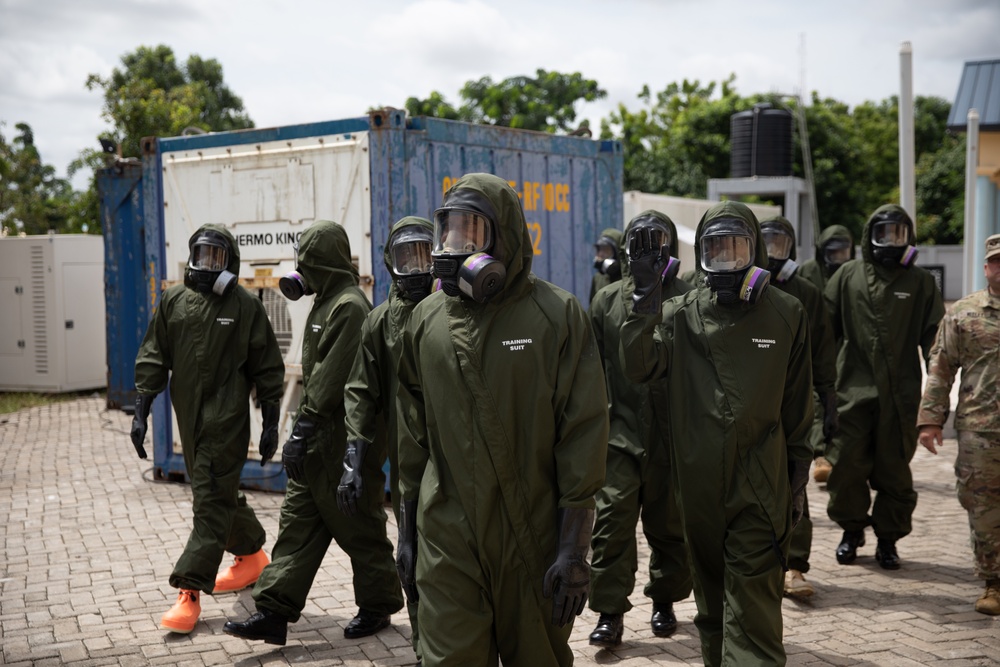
[917,233,1000,616]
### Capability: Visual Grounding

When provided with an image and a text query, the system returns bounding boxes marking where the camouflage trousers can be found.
[956,431,1000,580]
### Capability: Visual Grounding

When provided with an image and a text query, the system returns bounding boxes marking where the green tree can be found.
[86,44,254,159]
[600,76,962,245]
[406,69,606,133]
[72,44,254,233]
[0,122,75,235]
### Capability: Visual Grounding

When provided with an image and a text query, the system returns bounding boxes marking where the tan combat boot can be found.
[784,569,815,598]
[974,579,1000,615]
[812,456,832,484]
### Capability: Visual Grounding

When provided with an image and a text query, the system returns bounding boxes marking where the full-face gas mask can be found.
[870,213,918,268]
[432,190,506,302]
[821,238,852,273]
[389,226,434,303]
[593,235,621,280]
[278,238,314,301]
[184,230,238,296]
[761,223,798,284]
[700,217,769,305]
[625,217,679,285]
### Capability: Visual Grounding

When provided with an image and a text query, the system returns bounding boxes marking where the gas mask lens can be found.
[762,228,793,261]
[594,240,616,261]
[823,239,851,266]
[872,220,909,247]
[189,241,228,271]
[433,210,492,255]
[701,234,754,273]
[392,239,433,276]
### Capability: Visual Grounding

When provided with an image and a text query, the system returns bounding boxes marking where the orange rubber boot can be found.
[214,549,269,594]
[160,589,200,634]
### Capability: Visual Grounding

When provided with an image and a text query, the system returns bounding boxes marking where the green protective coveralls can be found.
[590,227,624,305]
[134,223,285,593]
[588,210,693,614]
[343,215,434,654]
[824,205,944,540]
[762,216,837,574]
[620,201,814,666]
[252,220,403,622]
[395,174,610,667]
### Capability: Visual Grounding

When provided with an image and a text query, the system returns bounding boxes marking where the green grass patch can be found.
[0,390,105,414]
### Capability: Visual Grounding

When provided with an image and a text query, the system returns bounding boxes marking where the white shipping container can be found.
[0,234,107,392]
[158,132,374,452]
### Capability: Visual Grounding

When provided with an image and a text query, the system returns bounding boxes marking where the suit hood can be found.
[297,220,359,298]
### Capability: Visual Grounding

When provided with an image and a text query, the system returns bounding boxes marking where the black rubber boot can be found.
[223,608,288,645]
[588,612,624,648]
[835,530,866,564]
[875,538,901,570]
[650,602,677,637]
[344,608,391,639]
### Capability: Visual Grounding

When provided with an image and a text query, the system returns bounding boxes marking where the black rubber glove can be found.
[337,439,370,517]
[281,416,315,483]
[821,390,839,443]
[396,499,419,604]
[259,403,280,466]
[788,459,810,527]
[628,227,669,315]
[129,393,155,459]
[542,507,594,627]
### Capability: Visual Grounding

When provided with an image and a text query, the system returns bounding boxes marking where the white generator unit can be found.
[0,234,107,392]
[623,191,782,275]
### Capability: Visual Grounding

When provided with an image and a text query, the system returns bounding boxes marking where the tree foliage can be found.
[599,77,964,243]
[406,69,606,133]
[0,122,79,235]
[86,44,254,159]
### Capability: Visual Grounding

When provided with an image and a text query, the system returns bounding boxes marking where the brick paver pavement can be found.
[1,396,997,666]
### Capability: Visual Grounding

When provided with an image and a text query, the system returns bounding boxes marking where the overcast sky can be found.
[2,0,997,189]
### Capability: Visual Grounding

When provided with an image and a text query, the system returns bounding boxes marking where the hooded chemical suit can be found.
[395,174,609,667]
[340,215,434,658]
[590,227,624,305]
[761,216,838,576]
[620,201,814,666]
[251,220,403,622]
[134,223,285,593]
[798,224,856,295]
[588,210,693,618]
[824,205,944,542]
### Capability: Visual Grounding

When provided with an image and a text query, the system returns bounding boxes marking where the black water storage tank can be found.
[730,104,793,178]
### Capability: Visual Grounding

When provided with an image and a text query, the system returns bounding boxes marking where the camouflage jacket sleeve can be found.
[917,308,960,428]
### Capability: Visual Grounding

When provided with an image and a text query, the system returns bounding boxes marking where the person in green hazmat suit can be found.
[797,224,855,295]
[335,215,435,663]
[620,201,814,666]
[223,220,403,646]
[824,204,944,569]
[393,173,609,667]
[590,227,624,305]
[798,223,856,484]
[759,215,839,599]
[587,210,693,648]
[131,224,285,635]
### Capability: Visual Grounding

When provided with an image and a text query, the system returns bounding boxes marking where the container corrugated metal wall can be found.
[110,111,621,492]
[99,162,147,410]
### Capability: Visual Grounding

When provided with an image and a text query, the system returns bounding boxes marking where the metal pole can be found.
[899,41,916,219]
[963,109,979,296]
